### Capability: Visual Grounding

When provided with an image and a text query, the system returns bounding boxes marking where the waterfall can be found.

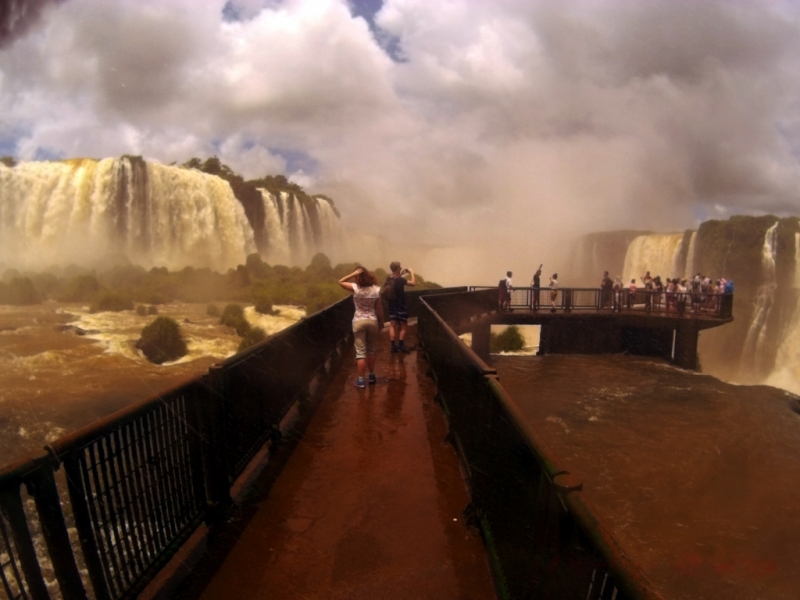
[0,158,256,271]
[258,190,342,266]
[740,222,779,376]
[622,233,685,283]
[766,225,800,392]
[684,231,697,279]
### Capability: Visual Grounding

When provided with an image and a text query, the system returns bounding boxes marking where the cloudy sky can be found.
[2,0,800,280]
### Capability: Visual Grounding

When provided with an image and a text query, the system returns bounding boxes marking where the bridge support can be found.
[673,322,699,370]
[471,323,491,362]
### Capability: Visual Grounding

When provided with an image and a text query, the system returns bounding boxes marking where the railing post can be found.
[26,466,89,600]
[62,455,111,600]
[0,484,51,600]
[204,366,232,514]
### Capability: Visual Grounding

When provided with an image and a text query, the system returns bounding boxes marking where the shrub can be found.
[135,317,188,364]
[147,305,158,315]
[136,305,147,316]
[254,294,275,315]
[490,325,525,353]
[57,275,102,302]
[220,304,251,336]
[207,304,220,317]
[90,292,133,313]
[238,326,267,352]
[0,278,40,305]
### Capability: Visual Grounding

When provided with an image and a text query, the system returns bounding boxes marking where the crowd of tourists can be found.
[600,270,733,314]
[498,266,732,315]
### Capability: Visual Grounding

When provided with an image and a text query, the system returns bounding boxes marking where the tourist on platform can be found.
[549,273,559,312]
[499,271,513,312]
[628,279,637,309]
[530,264,542,310]
[387,262,415,353]
[653,276,664,311]
[339,266,385,388]
[612,276,623,311]
[665,278,676,312]
[676,279,688,316]
[600,270,613,309]
[641,270,653,310]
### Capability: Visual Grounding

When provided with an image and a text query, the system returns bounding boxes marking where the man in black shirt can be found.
[388,261,415,352]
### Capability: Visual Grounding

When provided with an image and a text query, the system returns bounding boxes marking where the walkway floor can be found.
[188,326,496,599]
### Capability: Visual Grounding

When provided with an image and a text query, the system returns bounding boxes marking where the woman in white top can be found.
[549,273,558,313]
[339,267,385,388]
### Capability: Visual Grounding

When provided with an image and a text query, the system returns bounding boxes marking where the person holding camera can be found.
[386,261,416,353]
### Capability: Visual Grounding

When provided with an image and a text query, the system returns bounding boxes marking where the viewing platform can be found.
[0,286,738,600]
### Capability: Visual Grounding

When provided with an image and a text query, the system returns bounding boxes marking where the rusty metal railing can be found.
[418,289,665,600]
[0,295,356,600]
[480,286,733,319]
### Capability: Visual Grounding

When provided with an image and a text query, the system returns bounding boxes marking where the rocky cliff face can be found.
[572,216,800,390]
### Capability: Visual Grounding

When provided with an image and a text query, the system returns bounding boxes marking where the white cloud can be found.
[2,0,800,281]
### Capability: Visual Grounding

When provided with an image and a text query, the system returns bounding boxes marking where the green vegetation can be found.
[136,305,148,316]
[89,292,133,313]
[0,253,441,313]
[490,326,525,353]
[238,326,267,352]
[135,317,188,364]
[0,278,39,305]
[220,304,251,337]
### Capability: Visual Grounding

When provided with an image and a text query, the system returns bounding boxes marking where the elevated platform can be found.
[180,326,496,599]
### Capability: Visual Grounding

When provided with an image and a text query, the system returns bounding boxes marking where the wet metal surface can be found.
[196,329,496,599]
[495,354,800,600]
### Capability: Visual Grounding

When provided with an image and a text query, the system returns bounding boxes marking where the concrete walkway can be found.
[192,327,496,599]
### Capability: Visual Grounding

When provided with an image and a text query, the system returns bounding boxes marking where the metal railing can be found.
[418,289,665,600]
[486,286,733,319]
[0,296,356,600]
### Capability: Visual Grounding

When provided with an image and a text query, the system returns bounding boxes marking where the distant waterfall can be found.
[622,234,685,283]
[0,158,256,271]
[684,231,697,279]
[766,226,800,393]
[259,190,342,266]
[0,158,343,272]
[740,222,779,375]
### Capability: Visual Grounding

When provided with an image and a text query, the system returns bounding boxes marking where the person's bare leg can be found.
[389,320,397,342]
[357,358,367,378]
[399,322,408,342]
[367,354,376,373]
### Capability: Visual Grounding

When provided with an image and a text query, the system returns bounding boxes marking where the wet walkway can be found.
[189,326,496,599]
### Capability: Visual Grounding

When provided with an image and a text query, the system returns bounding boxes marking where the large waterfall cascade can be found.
[0,158,342,272]
[622,233,685,284]
[740,222,779,374]
[684,231,697,279]
[766,226,800,393]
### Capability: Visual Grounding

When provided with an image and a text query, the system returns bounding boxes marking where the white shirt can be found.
[352,284,380,321]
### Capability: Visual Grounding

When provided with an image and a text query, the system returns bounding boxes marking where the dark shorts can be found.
[389,303,408,322]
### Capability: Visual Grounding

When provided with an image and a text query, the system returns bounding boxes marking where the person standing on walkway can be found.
[499,271,514,312]
[549,273,558,312]
[339,266,385,388]
[386,261,415,353]
[531,265,542,310]
[600,270,613,309]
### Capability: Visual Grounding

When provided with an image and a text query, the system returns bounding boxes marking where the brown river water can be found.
[493,354,800,600]
[0,302,305,466]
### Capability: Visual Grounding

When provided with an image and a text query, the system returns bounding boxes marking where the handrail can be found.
[475,286,733,319]
[418,290,665,600]
[0,286,470,600]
